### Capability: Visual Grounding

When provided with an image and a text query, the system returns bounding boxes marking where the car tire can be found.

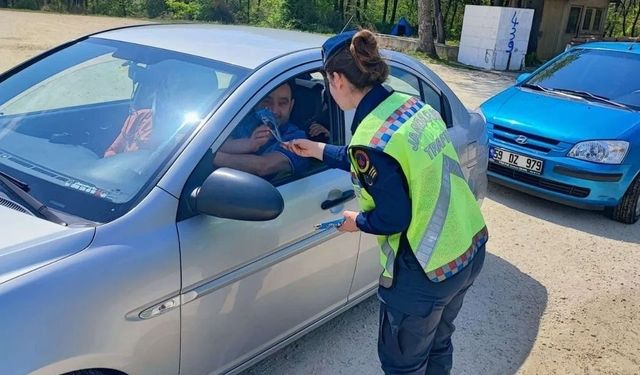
[609,175,640,224]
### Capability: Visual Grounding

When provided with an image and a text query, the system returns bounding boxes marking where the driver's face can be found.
[258,84,294,126]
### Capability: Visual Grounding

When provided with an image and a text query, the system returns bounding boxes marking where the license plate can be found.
[490,147,543,174]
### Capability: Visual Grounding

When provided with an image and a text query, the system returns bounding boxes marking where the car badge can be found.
[515,135,528,144]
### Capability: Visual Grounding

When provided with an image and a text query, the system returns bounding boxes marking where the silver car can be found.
[0,24,488,375]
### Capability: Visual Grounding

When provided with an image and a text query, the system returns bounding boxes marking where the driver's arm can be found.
[213,151,291,177]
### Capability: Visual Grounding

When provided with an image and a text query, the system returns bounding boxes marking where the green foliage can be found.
[165,0,200,19]
[146,0,166,18]
[13,0,40,10]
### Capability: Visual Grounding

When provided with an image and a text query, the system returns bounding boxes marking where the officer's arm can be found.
[354,149,411,235]
[322,144,351,172]
[213,151,291,177]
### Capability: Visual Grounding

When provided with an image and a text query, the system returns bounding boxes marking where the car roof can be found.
[93,24,329,69]
[576,41,640,55]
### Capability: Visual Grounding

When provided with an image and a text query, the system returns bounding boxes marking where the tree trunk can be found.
[622,0,629,36]
[434,0,445,43]
[382,0,389,23]
[364,0,368,11]
[446,0,459,33]
[390,0,399,24]
[632,0,640,36]
[418,0,437,57]
[356,0,360,20]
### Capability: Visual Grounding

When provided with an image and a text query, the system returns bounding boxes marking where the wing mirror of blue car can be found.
[516,73,531,84]
[190,167,284,221]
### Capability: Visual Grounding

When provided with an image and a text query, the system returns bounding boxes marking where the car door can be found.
[176,63,360,374]
[348,62,478,299]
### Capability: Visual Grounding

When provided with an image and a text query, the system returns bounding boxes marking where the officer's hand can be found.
[338,211,360,232]
[250,125,272,151]
[283,139,326,160]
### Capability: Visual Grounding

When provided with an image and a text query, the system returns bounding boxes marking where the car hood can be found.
[0,205,95,285]
[484,87,640,142]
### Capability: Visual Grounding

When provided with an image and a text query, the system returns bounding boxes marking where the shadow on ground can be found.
[242,252,547,375]
[488,182,640,244]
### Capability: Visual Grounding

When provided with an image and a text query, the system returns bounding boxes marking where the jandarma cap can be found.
[321,30,357,67]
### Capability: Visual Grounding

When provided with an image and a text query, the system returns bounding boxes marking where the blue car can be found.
[481,42,640,223]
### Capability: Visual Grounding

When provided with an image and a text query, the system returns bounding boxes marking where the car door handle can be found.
[321,190,355,210]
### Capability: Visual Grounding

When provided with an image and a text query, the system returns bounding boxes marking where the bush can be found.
[199,0,235,23]
[165,0,200,20]
[146,0,165,18]
[13,0,39,10]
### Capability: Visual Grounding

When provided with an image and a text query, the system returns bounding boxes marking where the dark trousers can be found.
[378,245,486,375]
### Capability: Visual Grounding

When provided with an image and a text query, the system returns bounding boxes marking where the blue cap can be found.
[322,30,357,66]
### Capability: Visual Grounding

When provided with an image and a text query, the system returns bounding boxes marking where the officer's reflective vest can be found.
[348,92,488,287]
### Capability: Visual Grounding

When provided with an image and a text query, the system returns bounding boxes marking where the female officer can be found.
[286,29,489,375]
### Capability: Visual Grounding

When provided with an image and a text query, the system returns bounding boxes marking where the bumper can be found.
[488,142,637,209]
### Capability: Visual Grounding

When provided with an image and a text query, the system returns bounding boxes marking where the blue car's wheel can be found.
[610,175,640,224]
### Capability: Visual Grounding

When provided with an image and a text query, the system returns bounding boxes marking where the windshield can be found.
[0,37,249,223]
[525,48,640,110]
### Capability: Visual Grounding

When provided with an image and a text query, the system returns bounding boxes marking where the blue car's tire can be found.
[610,175,640,224]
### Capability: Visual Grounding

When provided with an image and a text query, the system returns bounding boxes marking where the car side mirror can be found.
[190,168,284,221]
[516,73,531,84]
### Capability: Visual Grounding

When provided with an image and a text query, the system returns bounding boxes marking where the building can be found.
[508,0,611,60]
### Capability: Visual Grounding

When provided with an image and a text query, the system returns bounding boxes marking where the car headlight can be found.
[568,140,629,164]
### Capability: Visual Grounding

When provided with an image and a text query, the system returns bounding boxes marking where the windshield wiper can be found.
[0,171,67,226]
[552,88,633,110]
[521,83,552,92]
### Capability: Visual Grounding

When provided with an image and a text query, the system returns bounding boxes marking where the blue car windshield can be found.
[0,38,249,223]
[527,48,640,110]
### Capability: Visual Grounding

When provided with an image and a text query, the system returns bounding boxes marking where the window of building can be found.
[582,8,593,31]
[566,6,582,34]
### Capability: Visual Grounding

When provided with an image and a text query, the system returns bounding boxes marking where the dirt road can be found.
[1,9,638,375]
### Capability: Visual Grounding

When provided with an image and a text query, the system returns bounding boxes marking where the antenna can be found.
[340,14,356,34]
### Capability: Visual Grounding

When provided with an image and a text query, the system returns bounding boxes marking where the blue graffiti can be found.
[507,12,519,53]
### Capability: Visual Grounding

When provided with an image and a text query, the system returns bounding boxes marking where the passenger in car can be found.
[213,82,309,180]
[104,61,219,158]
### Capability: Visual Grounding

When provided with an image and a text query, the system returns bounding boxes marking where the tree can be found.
[382,0,389,23]
[418,0,437,57]
[434,0,445,43]
[390,0,398,24]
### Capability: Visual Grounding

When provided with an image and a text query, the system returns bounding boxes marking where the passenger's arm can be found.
[213,151,291,177]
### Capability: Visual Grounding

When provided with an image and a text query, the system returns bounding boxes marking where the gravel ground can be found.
[1,9,638,375]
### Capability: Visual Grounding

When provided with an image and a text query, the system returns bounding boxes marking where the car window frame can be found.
[386,61,454,127]
[177,61,342,221]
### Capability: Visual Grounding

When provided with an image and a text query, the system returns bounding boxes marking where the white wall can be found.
[458,5,534,71]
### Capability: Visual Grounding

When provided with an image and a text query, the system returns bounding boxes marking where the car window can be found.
[386,66,420,97]
[0,55,133,115]
[0,38,250,223]
[527,48,640,110]
[386,66,452,127]
[178,70,337,220]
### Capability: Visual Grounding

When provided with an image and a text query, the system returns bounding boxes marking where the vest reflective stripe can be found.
[414,155,465,268]
[369,97,424,151]
[381,238,396,277]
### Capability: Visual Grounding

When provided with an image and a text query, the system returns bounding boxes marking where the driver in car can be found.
[213,81,309,180]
